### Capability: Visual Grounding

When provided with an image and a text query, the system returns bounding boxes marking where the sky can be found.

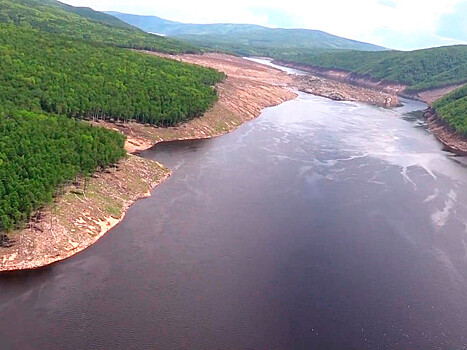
[60,0,467,50]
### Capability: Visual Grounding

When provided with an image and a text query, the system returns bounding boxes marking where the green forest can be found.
[433,85,467,135]
[0,112,126,231]
[0,0,224,233]
[0,24,224,125]
[0,0,200,54]
[275,45,467,92]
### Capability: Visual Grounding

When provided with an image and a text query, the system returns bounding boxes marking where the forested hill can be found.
[106,11,386,56]
[274,46,467,93]
[0,3,225,232]
[0,0,200,54]
[0,24,224,124]
[433,85,467,135]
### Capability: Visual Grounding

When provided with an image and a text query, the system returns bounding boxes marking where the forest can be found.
[274,45,467,92]
[433,85,467,135]
[0,24,224,125]
[0,1,225,233]
[0,111,126,232]
[0,0,200,54]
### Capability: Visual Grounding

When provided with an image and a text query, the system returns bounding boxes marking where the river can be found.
[2,92,467,349]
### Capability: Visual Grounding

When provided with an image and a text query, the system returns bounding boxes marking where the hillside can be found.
[433,84,467,135]
[106,11,386,56]
[0,0,200,53]
[274,46,467,93]
[0,111,126,232]
[0,2,225,233]
[0,24,223,125]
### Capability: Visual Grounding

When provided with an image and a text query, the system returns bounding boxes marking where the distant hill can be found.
[106,11,387,56]
[0,0,200,53]
[275,45,467,92]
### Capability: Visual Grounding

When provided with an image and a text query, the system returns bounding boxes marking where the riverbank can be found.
[272,59,407,96]
[0,54,296,271]
[273,59,467,105]
[0,53,407,271]
[271,58,467,156]
[106,53,400,154]
[0,155,170,271]
[291,74,398,107]
[100,53,298,153]
[424,109,467,155]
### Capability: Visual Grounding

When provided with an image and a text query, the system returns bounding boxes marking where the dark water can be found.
[2,94,467,349]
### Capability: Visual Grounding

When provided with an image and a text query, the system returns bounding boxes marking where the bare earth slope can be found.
[106,53,298,153]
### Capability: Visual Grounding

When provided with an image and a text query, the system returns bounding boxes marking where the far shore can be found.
[424,108,467,155]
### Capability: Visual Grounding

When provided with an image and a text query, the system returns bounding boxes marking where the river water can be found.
[2,92,467,349]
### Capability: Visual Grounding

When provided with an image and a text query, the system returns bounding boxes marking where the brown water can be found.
[2,94,467,349]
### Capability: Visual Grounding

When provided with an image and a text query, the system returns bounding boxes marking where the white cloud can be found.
[60,0,467,50]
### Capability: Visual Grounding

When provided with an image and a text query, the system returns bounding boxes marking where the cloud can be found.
[60,0,467,50]
[378,0,397,8]
[437,1,467,41]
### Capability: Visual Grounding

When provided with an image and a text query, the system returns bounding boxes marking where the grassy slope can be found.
[0,0,200,53]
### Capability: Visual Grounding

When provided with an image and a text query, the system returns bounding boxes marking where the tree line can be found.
[433,85,467,135]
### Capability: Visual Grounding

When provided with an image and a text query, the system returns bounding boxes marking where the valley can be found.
[2,1,467,348]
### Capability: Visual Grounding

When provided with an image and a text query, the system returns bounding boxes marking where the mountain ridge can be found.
[105,11,387,54]
[0,0,200,53]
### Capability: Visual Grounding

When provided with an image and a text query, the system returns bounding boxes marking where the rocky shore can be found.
[291,74,399,107]
[273,59,407,96]
[273,58,467,155]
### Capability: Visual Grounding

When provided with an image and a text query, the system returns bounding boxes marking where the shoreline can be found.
[96,54,298,154]
[0,155,171,271]
[273,58,467,155]
[424,109,467,155]
[0,54,296,272]
[0,53,421,272]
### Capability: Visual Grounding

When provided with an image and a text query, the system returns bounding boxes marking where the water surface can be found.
[2,94,467,349]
